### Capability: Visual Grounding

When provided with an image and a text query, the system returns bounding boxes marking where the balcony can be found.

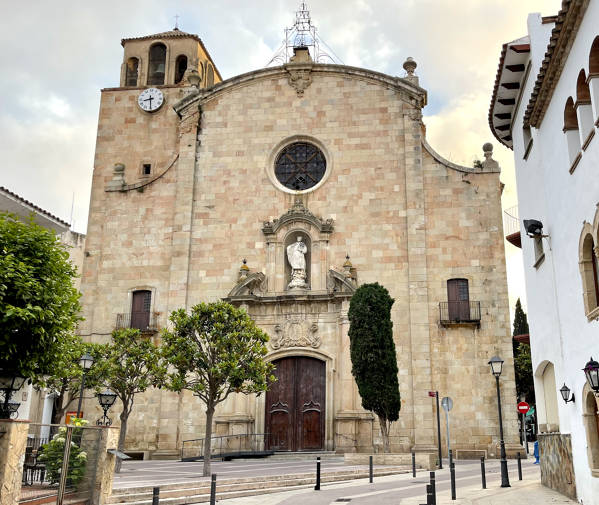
[439,301,481,327]
[115,312,158,333]
[504,205,521,248]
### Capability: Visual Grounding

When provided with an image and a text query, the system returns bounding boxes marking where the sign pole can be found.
[436,392,443,469]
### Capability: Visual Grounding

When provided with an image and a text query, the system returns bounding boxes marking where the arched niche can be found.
[588,37,599,121]
[283,230,312,290]
[262,199,334,293]
[579,223,599,319]
[563,97,581,165]
[148,42,167,85]
[535,361,560,433]
[125,57,139,87]
[175,54,188,84]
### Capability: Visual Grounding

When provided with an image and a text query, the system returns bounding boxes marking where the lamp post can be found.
[583,357,599,395]
[0,372,27,419]
[75,353,94,420]
[96,389,118,426]
[488,356,510,488]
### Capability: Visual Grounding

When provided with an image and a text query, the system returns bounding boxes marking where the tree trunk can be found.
[115,407,129,473]
[378,416,391,453]
[202,403,215,477]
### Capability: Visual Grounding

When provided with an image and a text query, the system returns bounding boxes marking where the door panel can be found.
[131,290,151,330]
[265,357,325,451]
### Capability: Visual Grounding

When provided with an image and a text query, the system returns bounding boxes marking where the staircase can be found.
[108,465,409,504]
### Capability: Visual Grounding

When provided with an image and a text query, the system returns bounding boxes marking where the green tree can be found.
[0,213,81,377]
[31,334,102,424]
[90,329,165,471]
[161,302,274,476]
[512,298,535,403]
[348,283,401,453]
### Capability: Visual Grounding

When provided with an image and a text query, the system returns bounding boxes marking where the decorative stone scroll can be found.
[287,68,313,97]
[272,316,320,349]
[262,199,333,237]
[227,272,267,297]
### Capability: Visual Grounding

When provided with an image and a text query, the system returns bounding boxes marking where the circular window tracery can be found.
[274,142,326,191]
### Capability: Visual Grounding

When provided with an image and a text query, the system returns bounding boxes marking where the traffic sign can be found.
[517,401,530,414]
[441,397,453,412]
[428,391,437,398]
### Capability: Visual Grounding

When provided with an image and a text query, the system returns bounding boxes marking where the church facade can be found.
[79,26,519,459]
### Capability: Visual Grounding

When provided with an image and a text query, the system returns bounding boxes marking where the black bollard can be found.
[369,455,373,483]
[315,457,321,491]
[412,451,416,477]
[430,471,436,505]
[426,484,433,505]
[449,450,456,500]
[480,456,486,489]
[517,452,522,481]
[210,474,217,505]
[152,487,159,505]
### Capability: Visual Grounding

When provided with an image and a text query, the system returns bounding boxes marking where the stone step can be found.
[264,451,339,461]
[108,467,409,504]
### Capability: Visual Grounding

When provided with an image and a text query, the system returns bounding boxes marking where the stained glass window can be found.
[275,142,326,191]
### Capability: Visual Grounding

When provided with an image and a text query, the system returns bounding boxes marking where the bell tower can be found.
[119,27,221,88]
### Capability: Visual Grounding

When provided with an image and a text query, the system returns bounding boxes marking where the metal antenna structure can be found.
[267,2,343,66]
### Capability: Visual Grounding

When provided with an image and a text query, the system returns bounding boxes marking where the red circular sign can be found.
[517,401,530,414]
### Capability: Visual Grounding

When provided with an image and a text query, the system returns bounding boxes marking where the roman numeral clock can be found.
[137,87,164,112]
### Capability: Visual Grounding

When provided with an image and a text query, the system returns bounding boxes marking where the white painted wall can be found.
[511,4,599,503]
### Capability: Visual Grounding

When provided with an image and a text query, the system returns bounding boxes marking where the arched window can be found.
[563,97,581,167]
[125,57,139,87]
[206,64,214,87]
[580,232,599,316]
[576,69,594,141]
[588,37,599,122]
[174,55,188,84]
[148,43,166,85]
[582,385,599,471]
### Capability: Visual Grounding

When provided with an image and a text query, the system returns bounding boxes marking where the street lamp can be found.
[583,357,599,395]
[75,353,95,421]
[559,383,575,403]
[96,389,118,426]
[0,371,27,419]
[488,356,510,488]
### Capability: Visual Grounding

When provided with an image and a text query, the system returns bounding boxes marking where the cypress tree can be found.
[512,298,535,403]
[348,283,401,453]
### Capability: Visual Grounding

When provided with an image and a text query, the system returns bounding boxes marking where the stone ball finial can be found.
[113,163,125,174]
[403,57,417,76]
[483,142,493,156]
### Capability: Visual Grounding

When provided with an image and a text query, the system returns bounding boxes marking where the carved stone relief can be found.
[287,68,313,97]
[272,316,320,349]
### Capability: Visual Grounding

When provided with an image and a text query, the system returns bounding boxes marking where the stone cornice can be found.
[173,63,427,115]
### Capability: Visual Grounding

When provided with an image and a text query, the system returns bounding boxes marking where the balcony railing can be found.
[439,301,481,327]
[115,312,158,333]
[504,205,521,248]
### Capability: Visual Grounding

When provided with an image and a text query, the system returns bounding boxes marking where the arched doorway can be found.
[265,356,325,451]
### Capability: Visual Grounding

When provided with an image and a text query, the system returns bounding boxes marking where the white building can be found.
[489,1,599,502]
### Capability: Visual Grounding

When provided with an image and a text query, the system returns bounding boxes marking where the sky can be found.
[0,0,563,317]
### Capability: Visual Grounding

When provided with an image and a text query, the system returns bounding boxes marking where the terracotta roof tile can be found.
[0,186,70,228]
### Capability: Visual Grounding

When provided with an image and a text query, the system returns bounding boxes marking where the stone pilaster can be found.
[0,419,29,505]
[403,107,435,451]
[87,426,119,505]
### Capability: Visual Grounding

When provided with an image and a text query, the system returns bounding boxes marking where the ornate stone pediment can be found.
[262,200,334,237]
[227,272,267,297]
[272,315,321,349]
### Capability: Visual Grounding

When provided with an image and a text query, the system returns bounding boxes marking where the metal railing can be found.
[439,301,481,325]
[115,312,158,332]
[181,433,275,461]
[503,205,519,236]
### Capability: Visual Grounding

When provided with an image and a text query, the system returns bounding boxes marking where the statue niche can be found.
[285,233,311,290]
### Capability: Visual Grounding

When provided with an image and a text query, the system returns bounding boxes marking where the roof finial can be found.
[174,14,180,30]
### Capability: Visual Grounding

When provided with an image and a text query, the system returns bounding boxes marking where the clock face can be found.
[138,87,164,112]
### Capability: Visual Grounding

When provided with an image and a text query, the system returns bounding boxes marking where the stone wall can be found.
[79,61,518,457]
[538,433,577,500]
[0,419,29,505]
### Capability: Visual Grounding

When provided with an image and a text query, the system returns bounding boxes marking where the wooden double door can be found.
[265,357,325,451]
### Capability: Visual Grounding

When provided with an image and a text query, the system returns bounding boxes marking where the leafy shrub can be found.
[38,418,88,486]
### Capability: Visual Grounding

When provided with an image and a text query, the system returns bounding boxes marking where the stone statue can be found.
[287,236,308,289]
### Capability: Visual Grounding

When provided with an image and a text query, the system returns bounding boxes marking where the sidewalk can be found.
[400,471,577,505]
